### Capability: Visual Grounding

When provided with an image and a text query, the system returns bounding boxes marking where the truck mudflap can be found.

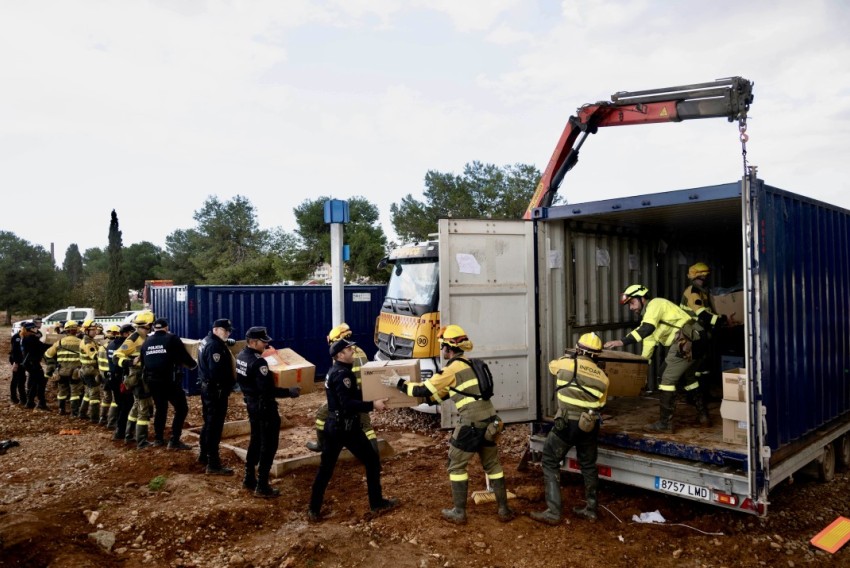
[528,433,766,516]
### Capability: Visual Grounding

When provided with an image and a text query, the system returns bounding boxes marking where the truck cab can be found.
[374,239,441,380]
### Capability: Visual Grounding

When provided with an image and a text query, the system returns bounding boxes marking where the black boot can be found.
[78,399,89,420]
[58,400,67,415]
[370,438,380,457]
[106,405,118,430]
[70,398,81,418]
[490,477,515,522]
[242,469,257,491]
[693,389,712,426]
[573,489,598,520]
[255,473,280,498]
[644,391,675,433]
[136,424,151,449]
[530,476,562,525]
[206,460,234,476]
[441,480,468,524]
[89,404,100,424]
[306,429,324,452]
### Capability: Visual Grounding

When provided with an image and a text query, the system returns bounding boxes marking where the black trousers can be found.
[200,386,230,465]
[11,366,27,402]
[149,381,189,442]
[245,400,280,481]
[309,419,383,512]
[113,385,134,438]
[24,365,46,406]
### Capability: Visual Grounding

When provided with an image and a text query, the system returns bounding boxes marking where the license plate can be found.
[655,477,711,501]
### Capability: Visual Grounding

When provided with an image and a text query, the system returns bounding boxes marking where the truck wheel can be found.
[835,435,850,470]
[817,443,836,482]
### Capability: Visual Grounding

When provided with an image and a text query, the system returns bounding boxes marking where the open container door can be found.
[438,218,538,428]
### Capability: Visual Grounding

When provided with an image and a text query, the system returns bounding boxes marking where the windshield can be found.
[383,259,438,316]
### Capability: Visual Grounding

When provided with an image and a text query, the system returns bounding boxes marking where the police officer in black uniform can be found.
[308,338,398,521]
[21,321,49,409]
[141,318,197,449]
[198,318,237,475]
[9,324,27,405]
[109,324,135,440]
[236,326,301,497]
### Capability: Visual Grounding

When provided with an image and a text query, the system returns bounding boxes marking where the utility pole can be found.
[324,199,349,326]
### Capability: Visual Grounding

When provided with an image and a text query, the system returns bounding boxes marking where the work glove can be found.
[121,358,132,369]
[225,338,237,347]
[288,387,301,398]
[45,365,56,376]
[380,376,405,390]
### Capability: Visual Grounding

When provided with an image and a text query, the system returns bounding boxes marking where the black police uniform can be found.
[21,330,49,408]
[9,330,26,404]
[236,335,298,494]
[141,328,197,446]
[108,333,134,440]
[198,330,236,470]
[309,355,388,515]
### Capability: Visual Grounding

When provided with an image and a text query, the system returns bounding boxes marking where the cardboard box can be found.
[712,291,744,325]
[720,355,745,371]
[720,399,748,444]
[262,347,316,394]
[361,359,422,408]
[722,367,748,402]
[183,338,246,362]
[564,349,648,397]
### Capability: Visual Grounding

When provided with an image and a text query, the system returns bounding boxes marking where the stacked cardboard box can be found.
[712,291,744,325]
[564,349,648,397]
[361,359,422,408]
[719,367,748,444]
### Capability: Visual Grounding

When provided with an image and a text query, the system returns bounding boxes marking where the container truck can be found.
[437,172,850,516]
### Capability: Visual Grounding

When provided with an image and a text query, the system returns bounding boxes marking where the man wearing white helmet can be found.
[531,333,609,525]
[604,284,705,433]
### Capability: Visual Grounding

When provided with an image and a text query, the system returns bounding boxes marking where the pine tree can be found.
[105,210,128,313]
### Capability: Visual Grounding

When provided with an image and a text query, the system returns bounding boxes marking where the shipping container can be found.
[438,172,850,516]
[150,284,386,392]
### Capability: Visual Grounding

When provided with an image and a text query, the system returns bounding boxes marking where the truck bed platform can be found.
[597,394,749,469]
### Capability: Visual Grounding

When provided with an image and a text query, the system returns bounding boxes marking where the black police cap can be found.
[213,318,233,331]
[245,326,272,342]
[329,338,356,357]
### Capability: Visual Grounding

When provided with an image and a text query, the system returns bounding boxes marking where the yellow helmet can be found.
[620,284,649,305]
[106,324,121,335]
[688,262,710,280]
[327,323,352,344]
[133,310,155,326]
[63,320,79,331]
[81,318,97,331]
[438,324,473,352]
[576,332,603,356]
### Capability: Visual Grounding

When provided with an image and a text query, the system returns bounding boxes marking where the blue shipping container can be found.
[150,285,386,393]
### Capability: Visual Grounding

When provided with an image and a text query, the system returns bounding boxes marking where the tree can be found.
[124,241,164,291]
[158,195,299,285]
[293,197,389,283]
[0,231,63,323]
[390,161,541,242]
[62,244,84,288]
[159,229,203,285]
[105,210,128,314]
[82,247,108,276]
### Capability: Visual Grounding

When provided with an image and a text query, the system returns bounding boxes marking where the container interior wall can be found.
[539,201,744,418]
[756,184,850,449]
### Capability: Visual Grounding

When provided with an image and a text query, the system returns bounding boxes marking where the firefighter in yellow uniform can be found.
[604,284,705,433]
[98,324,120,428]
[383,325,514,524]
[306,324,376,454]
[531,333,609,525]
[77,320,103,423]
[680,262,729,426]
[114,311,155,448]
[44,320,83,416]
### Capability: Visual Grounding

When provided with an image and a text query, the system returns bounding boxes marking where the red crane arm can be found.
[523,77,754,219]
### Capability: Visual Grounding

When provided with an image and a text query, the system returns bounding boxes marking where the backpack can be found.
[450,357,494,401]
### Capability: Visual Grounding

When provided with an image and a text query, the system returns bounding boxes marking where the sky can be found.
[2,0,849,265]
